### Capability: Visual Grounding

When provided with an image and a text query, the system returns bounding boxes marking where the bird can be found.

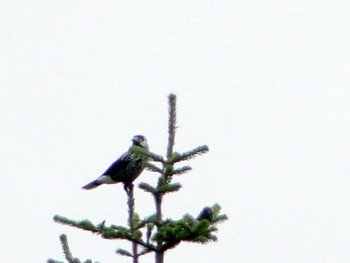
[82,135,149,190]
[197,207,214,222]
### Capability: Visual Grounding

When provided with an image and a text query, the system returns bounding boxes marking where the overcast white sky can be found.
[1,1,350,262]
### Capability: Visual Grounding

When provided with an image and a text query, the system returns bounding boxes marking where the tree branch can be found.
[126,184,138,263]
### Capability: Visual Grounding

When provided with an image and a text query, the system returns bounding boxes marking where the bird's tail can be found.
[82,180,102,190]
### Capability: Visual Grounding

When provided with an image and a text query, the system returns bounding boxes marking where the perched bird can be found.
[82,135,149,190]
[197,207,214,222]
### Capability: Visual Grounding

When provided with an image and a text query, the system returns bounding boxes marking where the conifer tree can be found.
[49,94,227,263]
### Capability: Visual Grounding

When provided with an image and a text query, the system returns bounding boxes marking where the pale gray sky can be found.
[1,1,350,262]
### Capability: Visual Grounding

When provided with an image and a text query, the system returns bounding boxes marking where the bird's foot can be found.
[123,182,134,193]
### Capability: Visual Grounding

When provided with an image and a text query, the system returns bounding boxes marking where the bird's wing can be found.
[102,151,131,176]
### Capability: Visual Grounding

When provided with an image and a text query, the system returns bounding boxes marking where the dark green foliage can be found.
[211,203,229,224]
[154,203,226,251]
[146,163,163,174]
[53,203,226,257]
[101,227,130,239]
[154,216,216,251]
[131,146,165,164]
[156,183,182,195]
[110,224,129,231]
[172,165,192,175]
[170,146,209,163]
[116,249,133,257]
[48,234,100,263]
[53,215,99,233]
[138,182,157,194]
[47,259,64,263]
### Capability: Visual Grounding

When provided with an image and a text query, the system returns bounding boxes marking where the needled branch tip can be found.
[170,145,209,163]
[48,234,94,263]
[53,215,99,233]
[167,93,177,160]
[59,234,75,263]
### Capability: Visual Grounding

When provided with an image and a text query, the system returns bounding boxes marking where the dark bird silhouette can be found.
[197,207,214,222]
[82,135,149,190]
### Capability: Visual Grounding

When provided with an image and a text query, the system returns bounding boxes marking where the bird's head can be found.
[132,135,148,149]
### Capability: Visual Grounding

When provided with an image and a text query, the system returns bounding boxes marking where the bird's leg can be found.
[123,182,134,193]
